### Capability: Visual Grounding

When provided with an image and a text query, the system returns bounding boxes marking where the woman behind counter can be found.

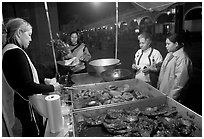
[2,18,61,136]
[63,31,91,73]
[157,33,193,102]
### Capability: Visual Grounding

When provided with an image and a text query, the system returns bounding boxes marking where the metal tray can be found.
[72,96,202,137]
[71,78,164,111]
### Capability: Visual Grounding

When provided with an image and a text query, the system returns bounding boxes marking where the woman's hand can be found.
[141,66,150,73]
[44,78,57,85]
[53,82,62,93]
[64,53,74,60]
[143,64,159,73]
[132,64,141,71]
[79,53,91,61]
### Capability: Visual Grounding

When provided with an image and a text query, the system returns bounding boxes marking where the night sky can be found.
[57,2,135,25]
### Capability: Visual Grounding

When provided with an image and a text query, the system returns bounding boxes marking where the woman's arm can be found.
[169,58,190,99]
[82,47,91,61]
[149,50,163,72]
[3,49,54,96]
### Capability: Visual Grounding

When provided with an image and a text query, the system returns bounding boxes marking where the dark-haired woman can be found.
[63,31,91,73]
[157,33,192,102]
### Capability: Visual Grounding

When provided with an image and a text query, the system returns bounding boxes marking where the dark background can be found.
[57,2,135,25]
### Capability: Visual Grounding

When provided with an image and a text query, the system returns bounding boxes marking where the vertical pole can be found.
[44,2,60,78]
[115,2,118,59]
[175,4,183,33]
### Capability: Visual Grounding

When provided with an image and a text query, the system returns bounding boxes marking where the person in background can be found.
[2,18,61,137]
[63,31,91,73]
[157,33,192,102]
[132,32,163,87]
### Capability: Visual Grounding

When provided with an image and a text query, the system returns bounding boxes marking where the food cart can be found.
[42,2,201,137]
[44,73,202,137]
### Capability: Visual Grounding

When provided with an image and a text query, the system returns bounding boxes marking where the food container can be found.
[71,78,164,111]
[73,96,202,137]
[89,58,120,76]
[101,68,133,82]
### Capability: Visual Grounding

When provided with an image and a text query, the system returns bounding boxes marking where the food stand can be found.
[2,2,202,137]
[44,73,201,137]
[43,2,201,137]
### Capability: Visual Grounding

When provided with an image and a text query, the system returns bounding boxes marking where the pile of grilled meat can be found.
[77,104,198,137]
[74,84,150,107]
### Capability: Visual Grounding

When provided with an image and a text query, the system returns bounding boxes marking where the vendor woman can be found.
[2,18,61,136]
[63,31,91,73]
[132,32,163,87]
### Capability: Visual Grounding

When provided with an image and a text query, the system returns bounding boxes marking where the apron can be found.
[2,73,15,129]
[2,44,47,135]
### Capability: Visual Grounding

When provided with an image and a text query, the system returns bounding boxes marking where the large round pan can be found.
[89,58,120,76]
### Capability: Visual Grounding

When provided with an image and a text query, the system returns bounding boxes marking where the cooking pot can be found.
[89,58,120,76]
[101,68,132,82]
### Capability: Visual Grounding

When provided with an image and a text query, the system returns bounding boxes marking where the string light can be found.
[167,11,171,15]
[135,29,139,33]
[81,6,176,32]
